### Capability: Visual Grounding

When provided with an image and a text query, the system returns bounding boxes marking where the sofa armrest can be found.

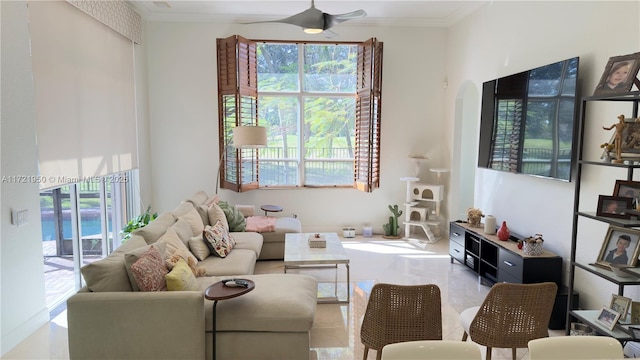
[67,291,205,360]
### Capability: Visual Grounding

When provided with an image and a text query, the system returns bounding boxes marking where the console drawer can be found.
[498,248,524,282]
[450,239,465,264]
[449,223,465,246]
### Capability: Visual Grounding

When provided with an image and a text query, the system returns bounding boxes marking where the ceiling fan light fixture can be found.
[303,28,323,34]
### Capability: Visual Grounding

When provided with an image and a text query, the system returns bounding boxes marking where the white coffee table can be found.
[284,232,350,303]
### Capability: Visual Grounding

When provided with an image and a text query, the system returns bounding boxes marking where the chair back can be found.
[469,282,557,349]
[528,335,623,359]
[360,283,442,352]
[381,340,481,360]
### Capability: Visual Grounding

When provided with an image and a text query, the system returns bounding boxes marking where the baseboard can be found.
[0,307,49,356]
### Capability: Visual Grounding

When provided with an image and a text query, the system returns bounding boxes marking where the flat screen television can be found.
[477,57,580,181]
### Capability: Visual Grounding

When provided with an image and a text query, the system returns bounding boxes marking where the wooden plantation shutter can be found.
[354,38,383,192]
[217,35,260,192]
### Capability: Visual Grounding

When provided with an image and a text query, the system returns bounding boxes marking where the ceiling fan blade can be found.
[245,6,325,29]
[324,9,366,30]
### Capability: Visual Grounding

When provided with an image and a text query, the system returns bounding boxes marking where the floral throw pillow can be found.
[130,245,168,291]
[203,220,235,258]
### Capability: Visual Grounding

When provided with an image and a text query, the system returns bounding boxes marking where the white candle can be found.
[484,215,496,235]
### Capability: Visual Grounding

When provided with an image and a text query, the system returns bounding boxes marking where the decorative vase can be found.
[497,221,510,241]
[484,215,496,235]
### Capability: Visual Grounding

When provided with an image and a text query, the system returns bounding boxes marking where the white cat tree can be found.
[400,156,448,243]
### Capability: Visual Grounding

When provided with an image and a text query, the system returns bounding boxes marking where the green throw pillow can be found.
[217,201,246,232]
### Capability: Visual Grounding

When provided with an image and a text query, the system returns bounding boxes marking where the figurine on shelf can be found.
[600,142,614,162]
[603,114,626,164]
[466,208,484,228]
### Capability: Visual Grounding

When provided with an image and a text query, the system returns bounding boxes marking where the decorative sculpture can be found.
[383,204,403,237]
[466,208,484,228]
[603,114,626,164]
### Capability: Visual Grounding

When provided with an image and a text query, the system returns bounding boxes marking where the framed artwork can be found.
[610,294,632,321]
[597,225,640,267]
[631,301,640,324]
[595,306,621,331]
[594,52,640,95]
[620,118,640,154]
[613,180,640,199]
[597,195,632,219]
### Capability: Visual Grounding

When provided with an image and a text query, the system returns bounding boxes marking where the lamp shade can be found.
[232,126,267,148]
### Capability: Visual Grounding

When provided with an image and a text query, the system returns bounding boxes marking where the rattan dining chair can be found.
[459,282,558,360]
[528,335,623,359]
[360,283,442,360]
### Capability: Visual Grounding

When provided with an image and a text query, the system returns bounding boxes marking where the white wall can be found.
[446,1,640,309]
[145,22,449,234]
[1,1,49,354]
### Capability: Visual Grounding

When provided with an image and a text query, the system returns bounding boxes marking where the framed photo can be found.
[614,180,640,199]
[595,306,621,331]
[631,301,640,324]
[594,52,640,95]
[597,225,640,267]
[610,294,632,321]
[596,195,632,219]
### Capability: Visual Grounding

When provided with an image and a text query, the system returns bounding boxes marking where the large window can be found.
[257,43,357,186]
[217,36,382,192]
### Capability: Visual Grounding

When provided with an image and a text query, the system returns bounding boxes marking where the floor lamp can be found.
[215,125,267,194]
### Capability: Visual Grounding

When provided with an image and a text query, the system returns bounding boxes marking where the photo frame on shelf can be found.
[595,306,621,331]
[610,294,632,321]
[594,52,640,95]
[597,225,640,267]
[596,195,632,219]
[613,179,640,199]
[631,302,640,324]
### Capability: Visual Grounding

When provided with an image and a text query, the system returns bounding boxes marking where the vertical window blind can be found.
[28,0,138,189]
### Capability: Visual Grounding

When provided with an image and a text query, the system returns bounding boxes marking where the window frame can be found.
[216,36,382,192]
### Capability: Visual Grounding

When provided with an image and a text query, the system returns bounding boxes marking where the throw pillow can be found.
[124,242,167,292]
[178,207,205,237]
[158,227,198,265]
[188,234,210,261]
[207,202,229,231]
[129,245,168,291]
[171,218,194,248]
[218,200,246,232]
[165,258,199,291]
[203,220,235,258]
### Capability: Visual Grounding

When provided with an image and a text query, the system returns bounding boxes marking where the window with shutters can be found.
[217,36,382,192]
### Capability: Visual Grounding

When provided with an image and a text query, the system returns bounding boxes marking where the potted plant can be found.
[121,205,157,241]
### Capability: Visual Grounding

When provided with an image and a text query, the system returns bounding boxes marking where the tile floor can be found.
[2,236,562,360]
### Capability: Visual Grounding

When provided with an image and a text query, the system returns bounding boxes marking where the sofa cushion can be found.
[185,190,209,208]
[171,218,193,248]
[189,234,210,261]
[200,274,317,332]
[165,258,198,291]
[132,212,176,245]
[158,227,198,265]
[218,201,246,232]
[178,205,205,237]
[203,221,235,258]
[130,245,168,291]
[124,242,167,292]
[261,217,302,244]
[232,231,263,258]
[207,202,229,231]
[196,205,210,227]
[80,236,146,292]
[197,249,257,276]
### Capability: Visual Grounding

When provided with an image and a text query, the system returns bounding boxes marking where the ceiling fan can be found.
[246,0,367,36]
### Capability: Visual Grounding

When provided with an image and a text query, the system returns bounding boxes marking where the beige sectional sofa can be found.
[67,192,316,360]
